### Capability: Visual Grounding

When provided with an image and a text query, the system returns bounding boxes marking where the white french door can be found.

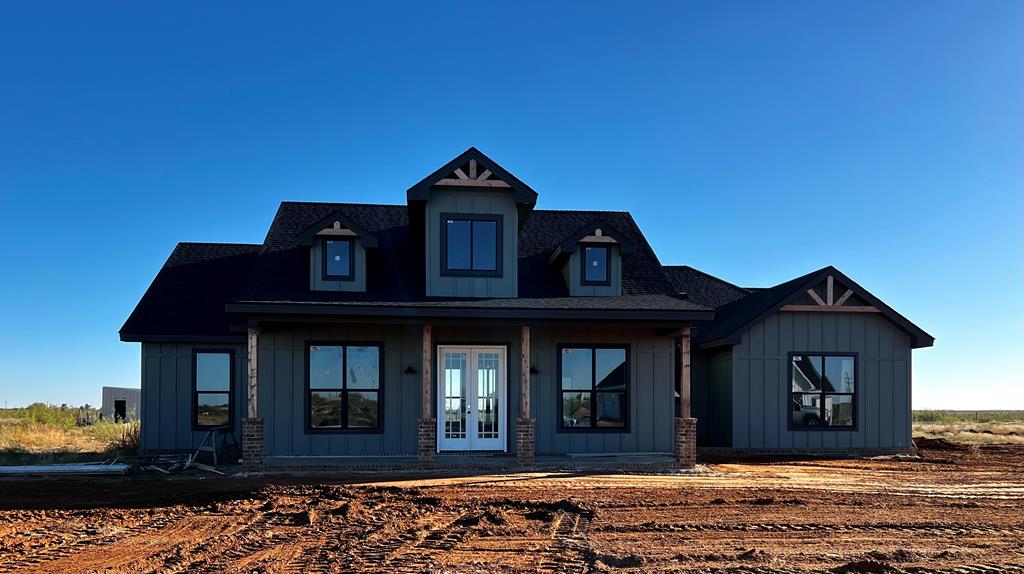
[437,346,507,452]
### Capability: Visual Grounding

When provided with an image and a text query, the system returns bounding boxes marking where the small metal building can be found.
[101,386,141,422]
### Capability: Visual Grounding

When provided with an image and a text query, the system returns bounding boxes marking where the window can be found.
[193,350,233,429]
[307,343,381,431]
[790,354,856,429]
[559,346,628,430]
[322,238,354,280]
[441,214,502,276]
[581,245,610,285]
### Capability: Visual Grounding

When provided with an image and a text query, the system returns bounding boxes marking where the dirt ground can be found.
[0,445,1022,574]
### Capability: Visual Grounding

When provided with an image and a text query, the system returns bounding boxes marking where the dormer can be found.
[295,210,378,292]
[549,221,635,296]
[406,148,538,298]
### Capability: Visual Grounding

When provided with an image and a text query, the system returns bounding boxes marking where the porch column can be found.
[674,326,697,469]
[418,324,436,466]
[242,323,264,469]
[516,325,535,465]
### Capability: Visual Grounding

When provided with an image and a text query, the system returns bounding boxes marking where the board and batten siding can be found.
[140,342,246,452]
[562,245,622,296]
[532,326,676,455]
[730,311,912,451]
[692,348,732,447]
[309,238,367,292]
[424,189,518,298]
[258,324,422,458]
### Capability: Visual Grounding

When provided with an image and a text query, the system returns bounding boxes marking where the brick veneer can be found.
[516,418,535,465]
[241,417,264,469]
[418,418,436,467]
[674,417,697,469]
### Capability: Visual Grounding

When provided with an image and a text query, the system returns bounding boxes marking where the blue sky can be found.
[0,2,1021,409]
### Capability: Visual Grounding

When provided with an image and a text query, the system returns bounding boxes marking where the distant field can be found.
[913,410,1024,445]
[0,403,138,464]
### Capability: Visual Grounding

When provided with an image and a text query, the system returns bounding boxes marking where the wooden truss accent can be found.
[434,159,511,188]
[782,275,879,313]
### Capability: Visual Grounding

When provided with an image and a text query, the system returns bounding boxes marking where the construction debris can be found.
[0,459,128,476]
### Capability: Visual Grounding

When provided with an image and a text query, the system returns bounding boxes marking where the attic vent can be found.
[333,221,341,229]
[595,228,603,236]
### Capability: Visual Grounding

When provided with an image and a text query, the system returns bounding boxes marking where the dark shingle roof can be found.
[696,266,935,349]
[119,243,260,341]
[236,202,700,312]
[663,265,750,309]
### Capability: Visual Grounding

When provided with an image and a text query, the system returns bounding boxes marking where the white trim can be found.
[436,345,508,453]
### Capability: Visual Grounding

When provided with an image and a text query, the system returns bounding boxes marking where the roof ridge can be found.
[176,241,262,248]
[279,200,404,208]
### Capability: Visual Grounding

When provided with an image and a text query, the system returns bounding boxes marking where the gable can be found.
[699,266,934,349]
[406,147,539,212]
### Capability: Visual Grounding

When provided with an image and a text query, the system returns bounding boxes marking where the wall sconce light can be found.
[404,366,416,375]
[529,366,539,375]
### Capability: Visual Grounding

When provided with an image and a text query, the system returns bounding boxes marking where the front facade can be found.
[120,148,933,468]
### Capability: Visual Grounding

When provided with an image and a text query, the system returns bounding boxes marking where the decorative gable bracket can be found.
[780,275,879,313]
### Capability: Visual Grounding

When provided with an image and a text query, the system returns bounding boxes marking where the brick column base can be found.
[516,418,535,465]
[241,417,264,469]
[418,418,436,467]
[674,417,697,469]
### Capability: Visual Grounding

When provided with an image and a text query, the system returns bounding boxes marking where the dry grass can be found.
[0,416,140,465]
[913,421,1024,445]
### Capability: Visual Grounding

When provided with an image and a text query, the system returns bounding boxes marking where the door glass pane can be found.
[471,220,497,270]
[325,239,351,277]
[595,348,626,390]
[196,353,231,391]
[444,352,467,439]
[824,356,855,393]
[346,346,379,389]
[562,392,591,428]
[560,348,593,390]
[791,393,821,426]
[446,220,471,270]
[825,394,854,427]
[476,352,500,439]
[596,392,626,427]
[584,246,608,282]
[310,346,343,390]
[196,393,230,427]
[347,391,379,428]
[791,355,823,391]
[309,391,342,428]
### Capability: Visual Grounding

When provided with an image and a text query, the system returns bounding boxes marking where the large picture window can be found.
[559,346,628,430]
[193,350,233,429]
[307,343,381,431]
[441,213,502,276]
[322,238,354,280]
[790,353,856,429]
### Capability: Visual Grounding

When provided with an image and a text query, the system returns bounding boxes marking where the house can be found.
[119,148,934,469]
[100,386,140,422]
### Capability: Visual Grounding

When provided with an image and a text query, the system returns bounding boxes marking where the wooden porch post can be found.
[516,325,535,465]
[242,323,263,468]
[418,324,435,465]
[675,326,696,469]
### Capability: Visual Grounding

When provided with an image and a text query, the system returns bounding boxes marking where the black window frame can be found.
[321,237,355,281]
[304,341,384,434]
[788,352,858,431]
[439,212,503,277]
[556,344,630,432]
[580,243,612,286]
[191,348,235,431]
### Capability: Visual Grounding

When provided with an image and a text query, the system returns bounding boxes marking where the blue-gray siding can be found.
[140,342,246,452]
[563,245,622,296]
[692,348,732,447]
[729,311,912,451]
[424,190,518,298]
[309,237,367,292]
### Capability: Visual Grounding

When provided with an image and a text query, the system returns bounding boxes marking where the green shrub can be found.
[913,410,1024,424]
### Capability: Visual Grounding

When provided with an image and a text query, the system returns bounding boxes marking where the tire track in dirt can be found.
[592,521,1024,536]
[349,510,470,574]
[0,513,178,573]
[538,511,592,574]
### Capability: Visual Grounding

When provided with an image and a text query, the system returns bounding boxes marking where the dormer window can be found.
[323,238,354,281]
[441,213,503,276]
[582,245,610,285]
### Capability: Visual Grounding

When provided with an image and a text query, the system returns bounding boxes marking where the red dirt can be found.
[1,446,1022,573]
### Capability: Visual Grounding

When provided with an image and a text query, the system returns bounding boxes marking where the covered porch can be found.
[237,314,698,471]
